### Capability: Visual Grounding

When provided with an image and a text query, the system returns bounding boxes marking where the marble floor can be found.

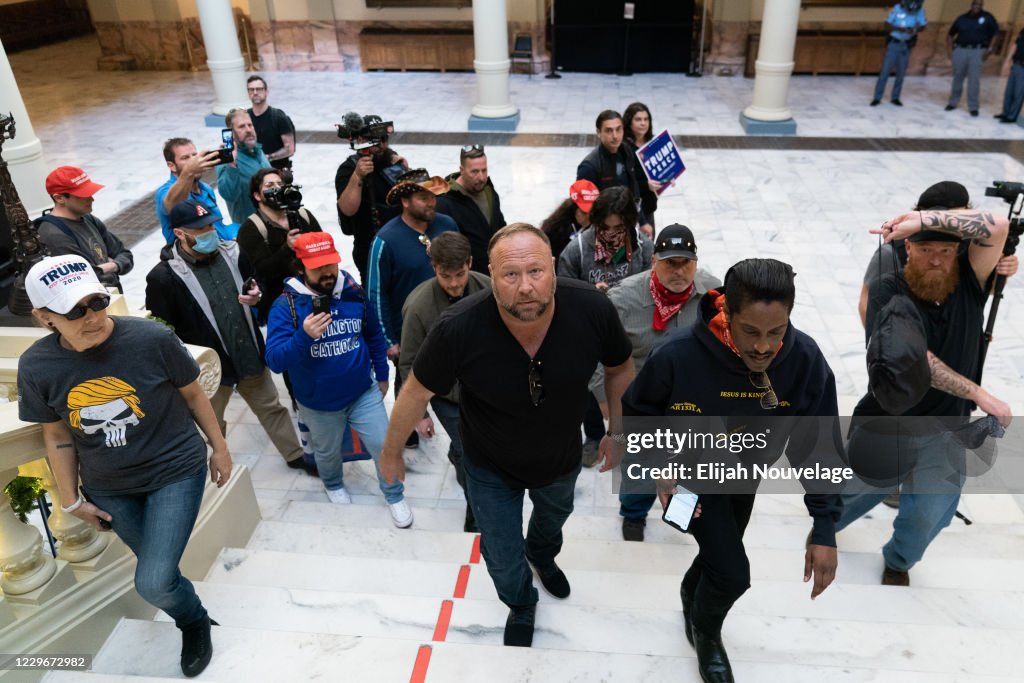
[9,34,1024,682]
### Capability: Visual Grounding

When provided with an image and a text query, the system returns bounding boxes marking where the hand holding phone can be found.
[216,128,234,165]
[312,294,332,316]
[242,276,258,294]
[662,485,699,533]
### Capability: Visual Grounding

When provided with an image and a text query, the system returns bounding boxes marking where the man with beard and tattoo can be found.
[380,224,634,648]
[367,170,457,448]
[265,232,414,527]
[836,207,1012,587]
[335,116,409,282]
[216,109,271,224]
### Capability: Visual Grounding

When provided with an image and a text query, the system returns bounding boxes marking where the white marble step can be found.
[275,499,1024,560]
[424,641,1024,683]
[85,619,418,681]
[205,547,1024,631]
[152,581,1021,678]
[44,674,221,683]
[249,520,1024,591]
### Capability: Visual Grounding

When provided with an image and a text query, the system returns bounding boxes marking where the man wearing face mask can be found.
[145,199,310,474]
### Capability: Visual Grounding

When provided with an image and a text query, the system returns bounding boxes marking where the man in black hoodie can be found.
[623,258,842,683]
[435,144,506,275]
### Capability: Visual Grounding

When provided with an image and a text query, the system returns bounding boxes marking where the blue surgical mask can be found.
[192,230,220,254]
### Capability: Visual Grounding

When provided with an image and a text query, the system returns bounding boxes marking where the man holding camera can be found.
[145,199,311,474]
[335,113,408,283]
[156,137,233,244]
[237,168,323,324]
[217,109,270,224]
[435,144,506,275]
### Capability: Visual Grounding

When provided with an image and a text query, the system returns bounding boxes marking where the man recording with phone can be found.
[237,167,323,324]
[217,108,271,224]
[156,137,233,243]
[145,199,310,475]
[335,112,409,283]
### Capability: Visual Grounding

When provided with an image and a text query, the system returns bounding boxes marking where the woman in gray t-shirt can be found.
[17,255,231,678]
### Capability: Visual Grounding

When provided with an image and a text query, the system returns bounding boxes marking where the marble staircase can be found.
[40,473,1024,683]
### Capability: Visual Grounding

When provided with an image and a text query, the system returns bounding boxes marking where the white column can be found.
[0,39,51,217]
[470,0,518,121]
[742,0,800,126]
[196,0,249,116]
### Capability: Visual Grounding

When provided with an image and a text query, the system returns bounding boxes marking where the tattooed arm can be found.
[41,421,113,530]
[927,351,1012,425]
[873,210,1008,287]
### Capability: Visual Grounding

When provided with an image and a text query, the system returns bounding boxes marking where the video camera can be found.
[985,181,1024,258]
[262,183,303,212]
[985,181,1024,205]
[337,112,395,152]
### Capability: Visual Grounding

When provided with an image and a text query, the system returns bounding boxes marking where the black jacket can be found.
[434,173,506,274]
[576,143,658,224]
[145,241,265,386]
[623,292,844,546]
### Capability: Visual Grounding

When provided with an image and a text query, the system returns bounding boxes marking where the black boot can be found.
[692,626,735,683]
[180,615,214,677]
[680,580,695,647]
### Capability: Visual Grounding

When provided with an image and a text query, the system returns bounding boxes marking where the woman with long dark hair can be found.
[540,179,598,260]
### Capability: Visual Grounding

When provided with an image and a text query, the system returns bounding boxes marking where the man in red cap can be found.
[265,232,414,527]
[37,165,133,291]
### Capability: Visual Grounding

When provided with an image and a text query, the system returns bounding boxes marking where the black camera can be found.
[337,112,395,152]
[985,181,1024,204]
[263,184,303,212]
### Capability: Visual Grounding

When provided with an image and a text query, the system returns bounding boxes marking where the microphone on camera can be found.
[342,112,363,135]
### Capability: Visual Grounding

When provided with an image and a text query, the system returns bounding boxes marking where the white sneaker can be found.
[326,487,352,505]
[388,499,414,528]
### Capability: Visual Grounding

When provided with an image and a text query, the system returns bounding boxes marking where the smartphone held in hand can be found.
[663,485,699,533]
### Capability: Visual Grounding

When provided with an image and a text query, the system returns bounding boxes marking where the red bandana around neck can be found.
[650,270,694,331]
[706,289,742,357]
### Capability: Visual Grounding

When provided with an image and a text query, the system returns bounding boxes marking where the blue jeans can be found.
[297,385,404,503]
[619,492,656,519]
[1001,62,1024,120]
[838,427,962,572]
[874,40,911,101]
[464,457,581,608]
[85,470,207,628]
[431,397,469,499]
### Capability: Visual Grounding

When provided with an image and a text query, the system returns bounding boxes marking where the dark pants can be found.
[392,358,417,447]
[619,492,657,519]
[431,397,471,505]
[682,493,756,636]
[464,457,581,608]
[583,391,604,441]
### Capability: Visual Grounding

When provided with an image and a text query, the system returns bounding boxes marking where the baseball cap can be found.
[170,199,219,230]
[45,166,104,198]
[653,224,698,260]
[26,255,108,314]
[909,181,970,243]
[569,180,600,213]
[294,232,341,269]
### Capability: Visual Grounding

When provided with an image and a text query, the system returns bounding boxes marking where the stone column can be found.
[196,0,249,126]
[740,0,799,135]
[0,39,50,217]
[468,0,520,131]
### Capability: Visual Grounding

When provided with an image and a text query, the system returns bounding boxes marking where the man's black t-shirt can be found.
[858,249,987,417]
[413,278,632,488]
[248,106,295,167]
[334,153,402,275]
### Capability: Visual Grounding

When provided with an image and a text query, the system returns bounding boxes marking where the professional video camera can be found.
[985,180,1024,205]
[262,183,303,212]
[336,112,395,152]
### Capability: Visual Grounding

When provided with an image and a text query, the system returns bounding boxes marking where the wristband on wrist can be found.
[606,431,627,444]
[61,494,85,514]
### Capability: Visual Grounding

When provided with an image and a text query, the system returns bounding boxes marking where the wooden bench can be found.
[360,30,475,72]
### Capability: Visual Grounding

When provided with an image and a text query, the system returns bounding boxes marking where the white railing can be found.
[0,296,262,680]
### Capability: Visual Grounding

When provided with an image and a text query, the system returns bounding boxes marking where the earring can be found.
[46,321,55,328]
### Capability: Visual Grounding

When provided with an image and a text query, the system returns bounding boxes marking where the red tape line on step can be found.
[432,599,454,642]
[469,534,481,564]
[453,564,470,598]
[409,644,432,683]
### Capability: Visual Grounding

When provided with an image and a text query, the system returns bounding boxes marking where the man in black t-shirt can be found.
[246,75,296,171]
[380,223,634,648]
[840,208,1012,587]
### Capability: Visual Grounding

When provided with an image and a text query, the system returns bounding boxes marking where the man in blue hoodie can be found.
[623,258,842,683]
[265,232,413,527]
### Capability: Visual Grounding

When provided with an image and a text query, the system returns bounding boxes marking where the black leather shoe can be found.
[944,104,956,111]
[286,457,319,476]
[891,98,903,106]
[970,110,979,117]
[622,517,646,542]
[180,615,214,678]
[680,581,695,647]
[869,99,880,106]
[692,626,735,683]
[532,562,570,599]
[1000,117,1018,124]
[504,604,536,647]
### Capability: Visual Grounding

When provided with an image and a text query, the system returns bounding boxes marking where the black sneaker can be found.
[504,604,536,647]
[531,561,570,599]
[944,104,956,111]
[970,110,979,117]
[1000,117,1018,124]
[622,517,646,542]
[286,457,319,476]
[180,615,213,678]
[891,99,903,106]
[581,439,601,468]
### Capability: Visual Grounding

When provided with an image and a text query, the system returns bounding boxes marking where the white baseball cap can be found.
[26,255,108,314]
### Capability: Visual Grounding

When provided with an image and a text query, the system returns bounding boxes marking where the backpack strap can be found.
[284,292,298,329]
[249,213,269,243]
